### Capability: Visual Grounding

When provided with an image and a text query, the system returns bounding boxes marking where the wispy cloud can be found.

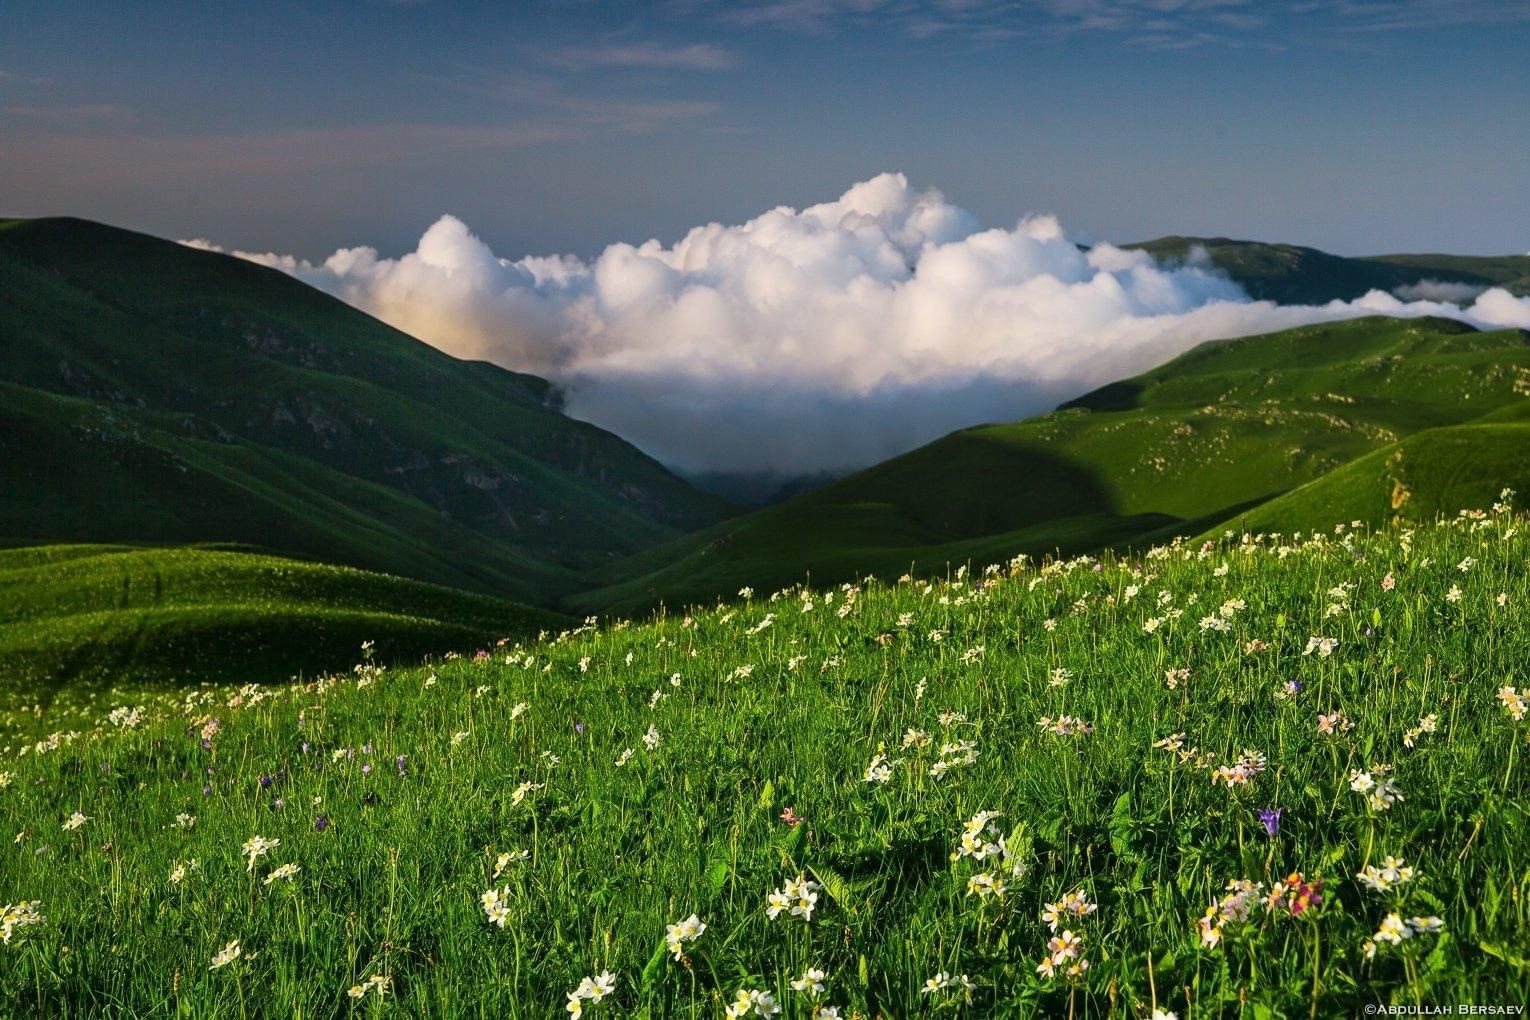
[548,41,739,71]
[706,0,1530,47]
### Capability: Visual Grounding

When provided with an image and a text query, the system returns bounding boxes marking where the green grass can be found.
[0,545,565,718]
[0,217,733,604]
[579,316,1530,614]
[1,508,1527,1016]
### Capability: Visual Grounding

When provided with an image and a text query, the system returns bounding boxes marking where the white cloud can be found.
[190,172,1530,474]
[1391,278,1486,303]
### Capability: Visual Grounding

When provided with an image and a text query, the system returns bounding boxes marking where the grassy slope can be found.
[0,217,732,599]
[1127,236,1530,302]
[0,545,565,711]
[577,317,1530,614]
[0,514,1525,1016]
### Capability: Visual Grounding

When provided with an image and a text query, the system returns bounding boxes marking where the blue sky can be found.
[3,0,1528,260]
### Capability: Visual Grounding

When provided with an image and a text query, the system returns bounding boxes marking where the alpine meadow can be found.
[4,2,1530,1018]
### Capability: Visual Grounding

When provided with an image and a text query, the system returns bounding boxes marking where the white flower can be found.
[664,913,706,959]
[642,725,662,750]
[263,863,301,885]
[242,835,278,871]
[725,988,781,1018]
[61,811,89,831]
[790,967,827,995]
[480,886,513,927]
[209,940,242,969]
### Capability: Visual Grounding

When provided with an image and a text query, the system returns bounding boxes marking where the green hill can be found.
[0,217,732,605]
[0,544,564,716]
[1,513,1524,1014]
[577,316,1530,614]
[1126,236,1530,303]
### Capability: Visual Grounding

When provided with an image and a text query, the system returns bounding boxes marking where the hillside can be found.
[0,544,564,717]
[576,316,1530,614]
[1,512,1524,1014]
[1127,236,1530,303]
[0,217,732,604]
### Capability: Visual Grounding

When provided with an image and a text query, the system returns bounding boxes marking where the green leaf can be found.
[639,938,670,995]
[758,779,775,809]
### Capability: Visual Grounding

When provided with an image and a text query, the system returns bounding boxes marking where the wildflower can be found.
[1356,856,1416,893]
[209,940,242,970]
[922,972,952,994]
[1446,585,1462,603]
[1350,766,1403,811]
[724,988,780,1018]
[451,731,469,747]
[314,815,329,832]
[1037,929,1087,979]
[614,748,635,767]
[1403,713,1440,748]
[1267,872,1323,916]
[664,913,705,960]
[1317,711,1354,735]
[779,806,803,827]
[566,970,617,1014]
[347,974,392,1001]
[863,754,895,784]
[1,901,46,944]
[1041,890,1097,932]
[1257,808,1282,838]
[493,849,530,878]
[642,725,662,750]
[1381,572,1396,591]
[480,886,512,927]
[765,875,822,922]
[1037,715,1092,737]
[967,872,1008,899]
[1302,636,1339,657]
[790,967,827,995]
[242,835,278,871]
[1153,1011,1180,1020]
[263,863,301,885]
[1210,749,1267,787]
[1498,686,1528,721]
[511,781,543,806]
[901,728,931,748]
[61,811,89,831]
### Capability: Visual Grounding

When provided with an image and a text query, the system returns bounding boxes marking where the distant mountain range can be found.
[4,215,1529,692]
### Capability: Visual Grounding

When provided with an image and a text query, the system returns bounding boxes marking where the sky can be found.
[4,2,1530,478]
[4,1,1529,260]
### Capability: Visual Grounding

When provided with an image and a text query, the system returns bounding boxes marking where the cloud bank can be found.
[185,173,1530,475]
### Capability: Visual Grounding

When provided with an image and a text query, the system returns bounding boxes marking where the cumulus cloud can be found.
[188,173,1530,475]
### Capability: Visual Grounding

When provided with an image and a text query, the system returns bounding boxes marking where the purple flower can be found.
[394,754,407,777]
[1257,808,1283,838]
[202,784,212,796]
[314,815,329,832]
[361,763,373,776]
[1285,680,1302,695]
[259,774,273,790]
[200,738,212,751]
[574,721,586,735]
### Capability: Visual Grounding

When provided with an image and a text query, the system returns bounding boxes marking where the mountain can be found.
[575,315,1530,614]
[1126,236,1530,304]
[0,217,733,605]
[0,544,566,712]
